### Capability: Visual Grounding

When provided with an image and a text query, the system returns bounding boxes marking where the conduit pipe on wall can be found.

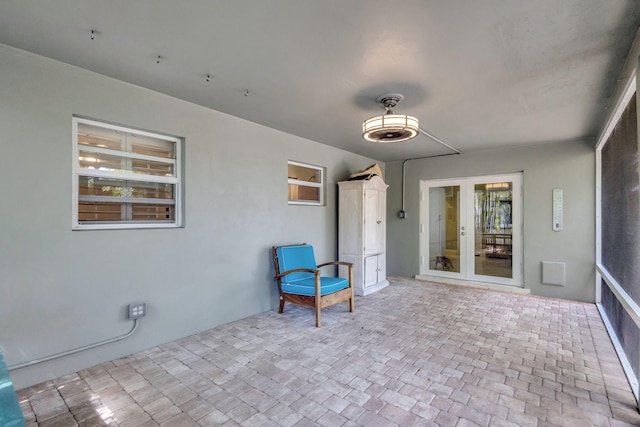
[419,128,462,155]
[398,128,462,218]
[8,319,139,371]
[399,153,460,218]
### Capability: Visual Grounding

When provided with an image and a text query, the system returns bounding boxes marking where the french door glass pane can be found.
[474,182,512,278]
[429,185,460,273]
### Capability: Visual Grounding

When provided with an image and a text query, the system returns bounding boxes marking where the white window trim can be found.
[72,117,183,230]
[287,160,325,206]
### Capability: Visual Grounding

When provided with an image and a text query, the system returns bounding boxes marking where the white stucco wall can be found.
[0,44,380,389]
[385,141,595,303]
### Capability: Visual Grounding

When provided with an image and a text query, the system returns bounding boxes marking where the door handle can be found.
[461,232,466,236]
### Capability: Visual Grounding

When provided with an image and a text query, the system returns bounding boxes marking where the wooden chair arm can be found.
[274,268,319,280]
[316,261,353,289]
[317,261,353,268]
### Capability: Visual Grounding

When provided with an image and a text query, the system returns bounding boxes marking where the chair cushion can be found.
[276,245,317,282]
[281,276,349,296]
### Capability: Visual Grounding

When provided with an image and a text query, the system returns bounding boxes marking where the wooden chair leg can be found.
[278,297,285,313]
[348,266,354,312]
[315,305,321,327]
[315,273,321,327]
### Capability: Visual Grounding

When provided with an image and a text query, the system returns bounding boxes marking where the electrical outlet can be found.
[128,303,146,319]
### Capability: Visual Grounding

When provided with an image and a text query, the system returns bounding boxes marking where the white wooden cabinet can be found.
[338,175,389,296]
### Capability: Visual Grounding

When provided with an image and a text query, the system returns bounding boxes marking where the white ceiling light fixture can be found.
[362,93,419,143]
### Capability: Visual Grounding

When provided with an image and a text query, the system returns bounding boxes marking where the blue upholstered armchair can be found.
[272,244,354,327]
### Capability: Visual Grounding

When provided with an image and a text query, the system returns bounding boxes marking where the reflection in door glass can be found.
[474,182,512,278]
[429,186,460,273]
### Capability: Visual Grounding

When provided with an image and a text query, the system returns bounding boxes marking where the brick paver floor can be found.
[17,277,640,426]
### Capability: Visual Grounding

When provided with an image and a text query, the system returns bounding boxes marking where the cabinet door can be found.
[364,254,386,287]
[364,255,379,288]
[364,189,383,254]
[377,188,386,252]
[376,254,386,283]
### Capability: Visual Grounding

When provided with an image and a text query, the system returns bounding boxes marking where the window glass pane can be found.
[79,202,175,222]
[79,176,174,200]
[287,161,324,205]
[78,150,174,177]
[78,123,175,159]
[288,184,320,202]
[288,164,321,183]
[130,134,175,159]
[132,204,175,221]
[77,125,122,150]
[131,158,173,176]
[74,118,182,229]
[79,150,122,171]
[78,202,123,221]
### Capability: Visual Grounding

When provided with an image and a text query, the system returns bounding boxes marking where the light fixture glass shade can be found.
[362,113,419,143]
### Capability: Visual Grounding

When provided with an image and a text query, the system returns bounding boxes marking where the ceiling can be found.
[1,1,639,162]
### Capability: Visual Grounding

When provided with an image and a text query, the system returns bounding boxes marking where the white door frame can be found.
[419,173,523,288]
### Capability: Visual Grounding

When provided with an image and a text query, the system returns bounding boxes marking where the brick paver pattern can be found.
[16,277,640,426]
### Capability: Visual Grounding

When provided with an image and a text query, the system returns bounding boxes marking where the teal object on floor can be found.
[272,244,354,327]
[0,349,26,426]
[275,245,349,296]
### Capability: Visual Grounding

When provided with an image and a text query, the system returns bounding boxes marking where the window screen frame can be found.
[595,73,640,401]
[287,160,325,206]
[72,117,183,230]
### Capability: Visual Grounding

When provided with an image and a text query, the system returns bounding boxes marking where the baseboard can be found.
[414,275,530,295]
[357,280,389,296]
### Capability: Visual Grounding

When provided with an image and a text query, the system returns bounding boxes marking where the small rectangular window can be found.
[288,161,324,206]
[72,117,183,229]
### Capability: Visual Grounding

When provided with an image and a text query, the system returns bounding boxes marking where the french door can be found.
[419,173,522,287]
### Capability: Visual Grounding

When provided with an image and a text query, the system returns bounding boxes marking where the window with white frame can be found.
[72,117,183,229]
[288,161,324,205]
